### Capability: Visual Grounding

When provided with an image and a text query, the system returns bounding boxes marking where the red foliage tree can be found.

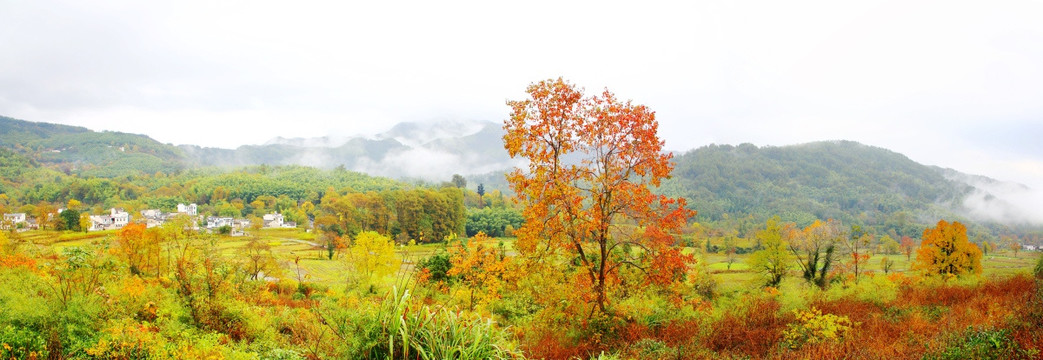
[900,236,915,262]
[504,78,695,314]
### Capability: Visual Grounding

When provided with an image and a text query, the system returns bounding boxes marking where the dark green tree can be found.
[451,174,467,189]
[58,209,81,231]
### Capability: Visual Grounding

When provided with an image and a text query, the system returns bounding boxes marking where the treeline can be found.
[1,164,402,214]
[315,187,466,243]
[0,156,526,244]
[465,207,523,237]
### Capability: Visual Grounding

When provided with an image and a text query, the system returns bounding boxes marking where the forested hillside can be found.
[660,141,1036,240]
[0,116,185,177]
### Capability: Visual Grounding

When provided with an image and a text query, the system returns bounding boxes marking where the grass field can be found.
[16,228,1041,293]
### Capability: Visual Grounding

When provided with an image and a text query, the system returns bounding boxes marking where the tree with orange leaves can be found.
[504,78,695,314]
[913,220,982,276]
[1003,235,1022,258]
[115,223,161,276]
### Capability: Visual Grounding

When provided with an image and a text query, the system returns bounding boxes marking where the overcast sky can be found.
[1,0,1042,190]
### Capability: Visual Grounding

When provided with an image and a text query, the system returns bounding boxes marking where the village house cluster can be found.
[1,212,30,230]
[3,203,297,235]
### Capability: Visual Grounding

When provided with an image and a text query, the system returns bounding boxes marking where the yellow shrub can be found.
[782,307,856,348]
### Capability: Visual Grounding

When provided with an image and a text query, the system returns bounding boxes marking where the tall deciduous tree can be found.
[448,232,516,311]
[844,225,872,283]
[913,220,982,276]
[243,234,279,281]
[748,217,793,287]
[345,231,400,285]
[900,236,916,262]
[880,235,900,255]
[58,208,81,232]
[788,219,842,289]
[450,174,467,189]
[504,78,695,314]
[1004,235,1022,258]
[115,222,159,275]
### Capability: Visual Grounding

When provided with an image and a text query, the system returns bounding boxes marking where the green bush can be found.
[418,252,453,283]
[0,325,48,359]
[925,326,1037,360]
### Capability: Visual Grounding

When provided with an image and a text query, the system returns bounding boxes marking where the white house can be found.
[3,213,27,224]
[207,216,235,229]
[176,203,198,216]
[140,209,163,228]
[2,213,27,230]
[232,219,251,236]
[206,217,251,236]
[262,213,284,228]
[89,208,131,231]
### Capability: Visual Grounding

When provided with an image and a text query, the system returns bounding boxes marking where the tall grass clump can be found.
[329,287,518,359]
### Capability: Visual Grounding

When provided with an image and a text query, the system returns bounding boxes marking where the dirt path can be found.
[278,238,321,248]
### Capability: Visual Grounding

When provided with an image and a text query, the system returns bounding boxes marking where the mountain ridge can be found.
[1,115,1038,231]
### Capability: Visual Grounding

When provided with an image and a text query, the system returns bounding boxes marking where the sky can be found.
[1,0,1042,192]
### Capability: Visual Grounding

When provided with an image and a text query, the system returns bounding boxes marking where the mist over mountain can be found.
[178,119,516,179]
[658,141,1041,236]
[940,168,1042,225]
[2,115,1041,234]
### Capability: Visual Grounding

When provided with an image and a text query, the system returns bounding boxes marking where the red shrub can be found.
[704,298,788,357]
[656,318,700,348]
[521,331,597,360]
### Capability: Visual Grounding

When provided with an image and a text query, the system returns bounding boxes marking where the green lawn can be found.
[16,228,1042,293]
[698,248,1040,299]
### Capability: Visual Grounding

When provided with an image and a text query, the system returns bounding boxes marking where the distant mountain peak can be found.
[374,119,493,147]
[263,135,349,148]
[260,119,497,149]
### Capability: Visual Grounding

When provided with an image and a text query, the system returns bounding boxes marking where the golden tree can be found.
[448,232,516,311]
[345,231,400,285]
[913,220,982,276]
[504,78,695,314]
[115,223,161,276]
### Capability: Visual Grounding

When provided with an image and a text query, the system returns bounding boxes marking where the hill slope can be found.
[0,115,186,177]
[659,141,1034,238]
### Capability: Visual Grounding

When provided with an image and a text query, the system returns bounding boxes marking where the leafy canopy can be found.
[913,220,982,276]
[504,78,694,313]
